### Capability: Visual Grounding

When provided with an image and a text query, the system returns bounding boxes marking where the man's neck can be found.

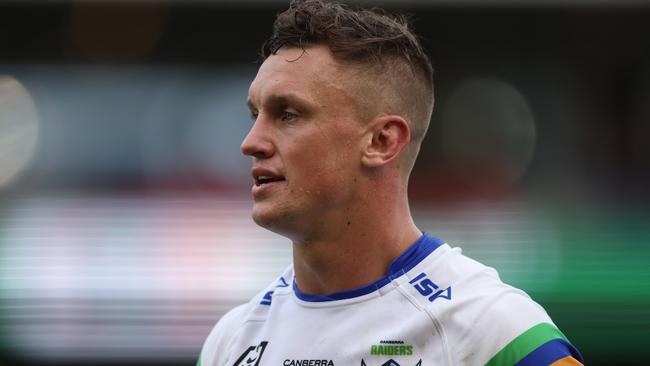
[291,204,421,297]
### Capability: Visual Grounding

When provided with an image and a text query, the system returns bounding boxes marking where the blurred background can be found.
[1,0,649,365]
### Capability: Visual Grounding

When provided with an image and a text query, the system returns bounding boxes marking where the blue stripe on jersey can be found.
[387,233,445,276]
[293,233,445,302]
[515,338,584,366]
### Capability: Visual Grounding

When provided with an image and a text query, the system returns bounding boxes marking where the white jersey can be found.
[198,234,583,366]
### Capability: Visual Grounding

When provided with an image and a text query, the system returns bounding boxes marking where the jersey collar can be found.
[293,232,445,302]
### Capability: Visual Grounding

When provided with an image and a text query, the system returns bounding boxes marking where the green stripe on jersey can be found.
[485,323,568,366]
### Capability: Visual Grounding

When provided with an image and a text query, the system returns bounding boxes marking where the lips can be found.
[256,175,285,186]
[252,167,286,187]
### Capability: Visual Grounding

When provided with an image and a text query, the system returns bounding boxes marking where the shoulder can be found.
[198,267,293,366]
[197,301,252,366]
[406,243,583,365]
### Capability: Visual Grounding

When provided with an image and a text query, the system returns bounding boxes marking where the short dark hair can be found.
[261,0,434,170]
[262,0,433,88]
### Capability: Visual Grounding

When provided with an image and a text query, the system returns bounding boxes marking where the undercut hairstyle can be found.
[261,0,434,171]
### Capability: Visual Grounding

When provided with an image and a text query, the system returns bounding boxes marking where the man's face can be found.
[242,45,366,240]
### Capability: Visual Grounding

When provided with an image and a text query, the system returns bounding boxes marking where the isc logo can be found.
[409,272,452,302]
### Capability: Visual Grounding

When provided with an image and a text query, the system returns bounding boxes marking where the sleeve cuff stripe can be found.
[484,323,571,366]
[514,339,584,366]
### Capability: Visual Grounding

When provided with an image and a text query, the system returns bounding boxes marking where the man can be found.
[199,1,584,365]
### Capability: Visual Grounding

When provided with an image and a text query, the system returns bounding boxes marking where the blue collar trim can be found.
[293,232,445,302]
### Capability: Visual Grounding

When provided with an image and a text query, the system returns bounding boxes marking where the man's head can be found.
[242,0,433,241]
[262,0,434,169]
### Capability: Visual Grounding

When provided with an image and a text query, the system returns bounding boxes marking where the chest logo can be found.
[232,341,268,366]
[361,359,422,366]
[409,272,451,302]
[370,341,413,356]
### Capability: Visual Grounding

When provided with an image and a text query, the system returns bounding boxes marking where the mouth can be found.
[254,174,286,186]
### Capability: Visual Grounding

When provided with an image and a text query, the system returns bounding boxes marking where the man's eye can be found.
[250,112,258,121]
[281,111,297,122]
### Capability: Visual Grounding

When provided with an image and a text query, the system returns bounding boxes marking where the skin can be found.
[242,45,422,296]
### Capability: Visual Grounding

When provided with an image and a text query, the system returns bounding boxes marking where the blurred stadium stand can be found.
[0,1,649,365]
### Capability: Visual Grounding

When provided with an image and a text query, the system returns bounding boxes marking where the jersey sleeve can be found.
[422,247,584,366]
[197,303,249,366]
[483,322,584,366]
[453,287,584,366]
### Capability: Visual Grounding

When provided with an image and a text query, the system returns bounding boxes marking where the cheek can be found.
[289,149,336,187]
[291,143,357,196]
[283,122,361,190]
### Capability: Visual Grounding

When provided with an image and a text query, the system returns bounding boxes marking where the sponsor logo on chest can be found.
[283,360,335,366]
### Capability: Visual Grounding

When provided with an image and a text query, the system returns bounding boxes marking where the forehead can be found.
[248,45,346,104]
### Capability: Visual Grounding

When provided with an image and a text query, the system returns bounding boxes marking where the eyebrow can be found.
[247,92,315,112]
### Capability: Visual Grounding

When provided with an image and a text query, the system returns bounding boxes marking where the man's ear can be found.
[361,115,411,168]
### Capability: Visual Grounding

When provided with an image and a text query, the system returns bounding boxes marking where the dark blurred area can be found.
[0,1,648,365]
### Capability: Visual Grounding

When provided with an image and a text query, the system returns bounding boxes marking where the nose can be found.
[241,118,274,158]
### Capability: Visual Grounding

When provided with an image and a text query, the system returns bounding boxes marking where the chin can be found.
[251,203,303,239]
[251,209,274,229]
[251,203,285,228]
